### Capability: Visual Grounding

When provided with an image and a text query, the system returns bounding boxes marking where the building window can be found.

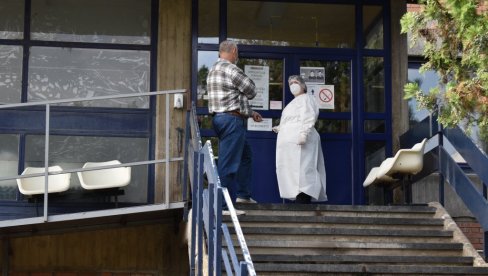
[0,45,22,104]
[31,0,151,44]
[28,47,150,108]
[0,134,19,201]
[0,0,24,39]
[25,135,149,203]
[0,0,155,203]
[227,1,355,48]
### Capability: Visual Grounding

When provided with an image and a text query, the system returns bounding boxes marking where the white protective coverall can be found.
[275,93,327,201]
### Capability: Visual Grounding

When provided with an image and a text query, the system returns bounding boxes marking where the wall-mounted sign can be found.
[300,66,325,84]
[245,65,269,110]
[308,84,335,110]
[247,118,273,131]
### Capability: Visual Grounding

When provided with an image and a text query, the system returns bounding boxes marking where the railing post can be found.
[43,103,50,221]
[239,261,248,276]
[196,152,204,276]
[438,124,445,206]
[215,187,223,275]
[182,111,191,221]
[484,230,487,261]
[190,151,199,275]
[165,93,170,206]
[207,183,215,276]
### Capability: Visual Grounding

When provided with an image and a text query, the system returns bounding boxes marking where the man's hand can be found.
[252,111,263,122]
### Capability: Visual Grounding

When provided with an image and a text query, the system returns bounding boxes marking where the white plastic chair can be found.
[16,166,71,195]
[363,138,428,187]
[77,160,131,190]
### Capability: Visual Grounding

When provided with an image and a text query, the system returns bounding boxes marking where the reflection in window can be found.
[315,119,351,133]
[197,115,213,130]
[237,58,283,110]
[31,0,151,44]
[0,134,19,200]
[28,47,150,108]
[364,57,385,112]
[363,6,383,49]
[407,67,439,125]
[365,120,385,133]
[228,1,355,48]
[0,0,24,39]
[0,45,22,104]
[197,51,218,108]
[25,135,148,203]
[198,0,219,44]
[300,60,351,112]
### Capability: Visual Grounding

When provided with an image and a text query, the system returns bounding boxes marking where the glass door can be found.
[295,56,354,204]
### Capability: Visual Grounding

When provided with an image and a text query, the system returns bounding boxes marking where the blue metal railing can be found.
[187,103,255,276]
[400,116,488,259]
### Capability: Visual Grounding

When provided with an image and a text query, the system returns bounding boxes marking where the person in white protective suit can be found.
[273,75,327,203]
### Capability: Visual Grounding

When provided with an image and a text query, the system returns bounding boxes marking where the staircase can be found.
[224,202,488,275]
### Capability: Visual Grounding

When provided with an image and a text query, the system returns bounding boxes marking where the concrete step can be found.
[218,203,487,275]
[236,203,435,213]
[253,263,488,275]
[244,254,475,266]
[236,226,453,238]
[229,226,454,244]
[226,214,445,228]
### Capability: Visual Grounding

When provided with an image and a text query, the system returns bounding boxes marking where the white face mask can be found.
[290,83,302,95]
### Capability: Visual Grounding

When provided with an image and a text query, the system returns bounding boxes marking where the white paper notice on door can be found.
[245,65,269,110]
[247,118,273,131]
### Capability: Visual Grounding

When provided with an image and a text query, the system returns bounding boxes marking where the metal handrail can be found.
[1,89,187,222]
[188,103,255,276]
[400,117,488,259]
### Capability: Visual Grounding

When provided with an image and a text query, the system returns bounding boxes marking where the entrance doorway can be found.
[237,53,354,204]
[194,0,391,205]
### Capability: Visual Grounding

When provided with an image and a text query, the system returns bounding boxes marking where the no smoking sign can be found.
[311,85,335,110]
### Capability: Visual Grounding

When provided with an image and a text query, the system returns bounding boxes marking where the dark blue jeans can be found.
[212,113,253,204]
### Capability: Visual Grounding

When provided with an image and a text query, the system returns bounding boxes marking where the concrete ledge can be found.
[429,201,488,267]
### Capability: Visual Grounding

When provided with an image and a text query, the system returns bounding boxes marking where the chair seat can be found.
[77,160,131,190]
[16,166,71,195]
[363,138,427,187]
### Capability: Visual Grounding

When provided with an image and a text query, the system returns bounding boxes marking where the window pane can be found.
[363,6,383,49]
[197,51,218,108]
[364,120,385,133]
[300,60,351,112]
[0,45,22,104]
[0,134,19,201]
[316,119,351,133]
[25,135,148,203]
[198,115,213,130]
[28,47,150,108]
[198,0,219,44]
[31,0,151,44]
[407,67,439,125]
[364,57,384,112]
[0,0,24,39]
[237,58,284,110]
[228,1,355,48]
[364,140,385,205]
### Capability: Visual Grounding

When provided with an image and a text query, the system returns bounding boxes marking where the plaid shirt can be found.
[207,58,256,117]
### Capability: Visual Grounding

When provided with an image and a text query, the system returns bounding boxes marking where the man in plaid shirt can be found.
[207,40,262,210]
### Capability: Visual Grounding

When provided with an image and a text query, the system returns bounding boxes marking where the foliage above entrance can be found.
[401,0,488,138]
